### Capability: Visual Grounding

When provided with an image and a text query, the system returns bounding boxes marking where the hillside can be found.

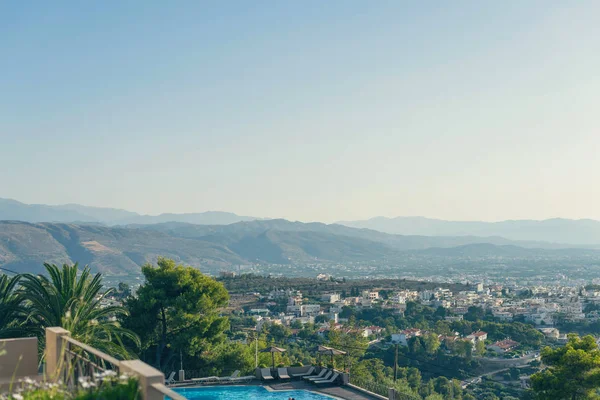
[0,221,403,275]
[0,221,246,276]
[130,219,569,250]
[2,220,599,278]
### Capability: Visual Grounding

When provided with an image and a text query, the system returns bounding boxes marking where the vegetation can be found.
[530,334,600,399]
[5,372,140,400]
[19,263,139,359]
[221,274,467,295]
[123,257,230,370]
[0,274,27,339]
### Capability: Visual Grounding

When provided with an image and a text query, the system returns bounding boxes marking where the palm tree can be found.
[20,263,139,359]
[0,274,28,339]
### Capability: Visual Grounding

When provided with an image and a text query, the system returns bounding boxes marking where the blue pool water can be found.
[173,385,334,400]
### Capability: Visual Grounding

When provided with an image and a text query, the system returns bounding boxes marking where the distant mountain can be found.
[337,216,600,245]
[0,221,246,276]
[2,220,599,277]
[116,211,259,226]
[131,219,568,250]
[0,198,260,226]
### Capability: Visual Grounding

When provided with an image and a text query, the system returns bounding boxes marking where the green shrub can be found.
[5,373,140,400]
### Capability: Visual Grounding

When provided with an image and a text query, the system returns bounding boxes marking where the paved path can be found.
[269,380,381,400]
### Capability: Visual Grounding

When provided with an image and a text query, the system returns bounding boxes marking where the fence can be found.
[348,375,421,400]
[61,335,120,388]
[349,375,390,398]
[46,327,186,400]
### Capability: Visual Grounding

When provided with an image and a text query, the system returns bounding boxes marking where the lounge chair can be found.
[307,370,333,382]
[260,368,275,381]
[314,373,339,385]
[229,375,255,383]
[165,371,176,385]
[220,370,240,382]
[191,376,219,384]
[291,366,315,378]
[277,368,290,380]
[303,368,327,381]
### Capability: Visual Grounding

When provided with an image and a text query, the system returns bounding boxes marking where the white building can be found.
[391,329,422,346]
[362,290,379,300]
[321,293,341,303]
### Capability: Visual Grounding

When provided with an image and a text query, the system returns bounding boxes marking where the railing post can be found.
[121,360,164,400]
[388,388,396,400]
[45,327,70,380]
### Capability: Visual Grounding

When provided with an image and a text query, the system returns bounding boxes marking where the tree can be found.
[314,314,330,324]
[406,368,422,389]
[465,306,485,321]
[20,263,138,358]
[115,282,132,300]
[290,319,303,329]
[509,367,520,381]
[200,341,255,376]
[266,323,291,343]
[0,274,27,339]
[434,306,447,319]
[530,334,600,399]
[328,328,368,368]
[475,340,486,356]
[423,333,441,354]
[408,336,425,354]
[124,258,229,370]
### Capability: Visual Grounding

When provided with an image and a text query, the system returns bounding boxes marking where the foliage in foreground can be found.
[0,274,28,339]
[530,334,600,400]
[19,263,139,359]
[2,373,140,400]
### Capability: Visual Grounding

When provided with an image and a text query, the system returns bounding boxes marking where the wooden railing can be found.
[46,327,187,400]
[62,335,121,389]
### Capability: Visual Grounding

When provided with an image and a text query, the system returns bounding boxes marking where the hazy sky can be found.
[1,1,599,223]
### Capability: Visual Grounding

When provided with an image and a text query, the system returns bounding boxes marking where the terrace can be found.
[0,329,412,400]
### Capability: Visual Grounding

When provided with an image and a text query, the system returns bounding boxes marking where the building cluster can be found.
[240,279,600,354]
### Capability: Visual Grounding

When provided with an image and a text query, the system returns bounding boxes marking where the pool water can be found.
[173,385,334,400]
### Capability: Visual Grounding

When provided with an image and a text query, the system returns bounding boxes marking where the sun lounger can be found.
[229,375,255,383]
[291,366,315,378]
[165,371,176,385]
[314,373,339,385]
[277,368,290,380]
[260,368,275,381]
[307,370,333,382]
[303,368,327,381]
[220,370,240,382]
[191,376,219,384]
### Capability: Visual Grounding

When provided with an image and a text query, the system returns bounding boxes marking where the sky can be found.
[1,1,599,223]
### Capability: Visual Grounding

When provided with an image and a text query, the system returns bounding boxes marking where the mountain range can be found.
[337,216,600,245]
[0,198,259,226]
[3,198,600,246]
[2,198,600,277]
[1,219,598,277]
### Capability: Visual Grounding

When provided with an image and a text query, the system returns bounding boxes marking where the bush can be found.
[5,373,140,400]
[291,362,303,367]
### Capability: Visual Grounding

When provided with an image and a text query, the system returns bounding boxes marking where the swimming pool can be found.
[173,385,335,399]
